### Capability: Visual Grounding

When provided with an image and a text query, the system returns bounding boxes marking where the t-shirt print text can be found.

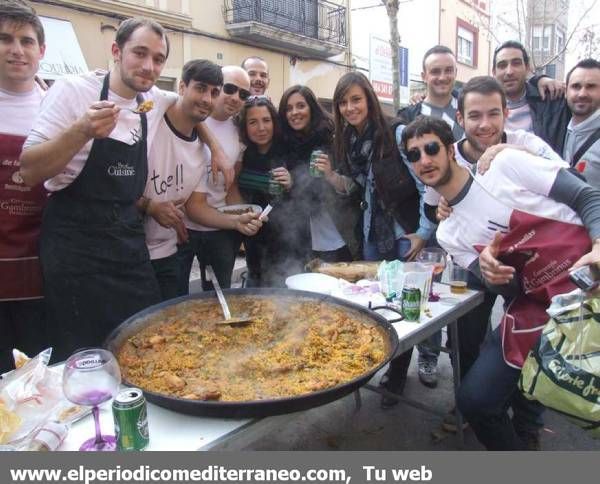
[107,161,135,177]
[150,163,184,195]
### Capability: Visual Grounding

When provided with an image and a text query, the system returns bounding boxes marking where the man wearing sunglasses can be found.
[393,44,555,395]
[402,108,600,450]
[178,66,261,294]
[420,75,564,442]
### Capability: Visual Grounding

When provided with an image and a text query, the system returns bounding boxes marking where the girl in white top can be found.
[278,85,349,262]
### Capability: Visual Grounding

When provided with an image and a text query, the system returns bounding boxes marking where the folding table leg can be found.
[353,389,362,411]
[448,319,464,447]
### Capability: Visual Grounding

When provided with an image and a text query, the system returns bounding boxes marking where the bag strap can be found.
[571,127,600,167]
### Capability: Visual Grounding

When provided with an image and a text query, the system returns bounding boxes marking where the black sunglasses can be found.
[223,83,251,101]
[406,141,442,163]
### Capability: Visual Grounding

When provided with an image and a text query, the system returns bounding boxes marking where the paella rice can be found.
[116,296,390,402]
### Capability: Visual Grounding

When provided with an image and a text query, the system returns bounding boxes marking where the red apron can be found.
[0,133,47,300]
[477,210,591,369]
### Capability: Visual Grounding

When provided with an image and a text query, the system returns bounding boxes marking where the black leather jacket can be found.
[524,81,571,155]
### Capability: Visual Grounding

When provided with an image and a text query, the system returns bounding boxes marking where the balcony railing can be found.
[223,0,347,57]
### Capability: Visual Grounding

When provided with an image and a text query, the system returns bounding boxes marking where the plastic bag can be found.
[519,289,600,438]
[0,348,63,444]
[0,348,84,447]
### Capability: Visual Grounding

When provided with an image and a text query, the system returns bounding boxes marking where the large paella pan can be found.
[105,288,398,418]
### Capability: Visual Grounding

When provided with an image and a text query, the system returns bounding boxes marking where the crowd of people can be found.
[2,0,599,451]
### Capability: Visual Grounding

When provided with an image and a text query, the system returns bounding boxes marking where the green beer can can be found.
[113,388,149,451]
[309,149,324,177]
[401,287,421,322]
[268,170,284,196]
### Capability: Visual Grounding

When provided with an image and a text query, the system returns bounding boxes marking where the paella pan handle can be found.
[368,302,404,323]
[207,266,232,320]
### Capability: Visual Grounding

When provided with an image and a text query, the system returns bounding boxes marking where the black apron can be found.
[41,73,160,361]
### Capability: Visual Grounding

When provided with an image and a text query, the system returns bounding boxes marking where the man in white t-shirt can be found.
[402,111,600,450]
[19,18,171,361]
[178,65,255,293]
[0,1,47,372]
[423,79,564,214]
[418,76,564,438]
[142,61,261,300]
[392,46,556,394]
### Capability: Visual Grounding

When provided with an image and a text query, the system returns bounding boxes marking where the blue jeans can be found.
[365,237,442,364]
[457,327,545,450]
[417,333,441,365]
[419,264,491,366]
[362,237,408,262]
[447,290,496,379]
[365,237,415,389]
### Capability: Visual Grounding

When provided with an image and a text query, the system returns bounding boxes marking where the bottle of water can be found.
[27,421,69,451]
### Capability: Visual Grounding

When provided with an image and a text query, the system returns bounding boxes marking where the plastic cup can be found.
[450,265,469,294]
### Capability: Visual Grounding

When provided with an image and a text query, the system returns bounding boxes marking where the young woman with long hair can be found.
[317,71,428,261]
[278,85,352,263]
[321,72,436,407]
[236,96,293,286]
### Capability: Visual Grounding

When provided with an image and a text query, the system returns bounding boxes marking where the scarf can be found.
[238,145,285,205]
[347,124,395,255]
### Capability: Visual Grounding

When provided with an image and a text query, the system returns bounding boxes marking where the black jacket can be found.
[372,149,420,234]
[397,102,424,124]
[283,129,336,259]
[335,129,420,257]
[524,81,571,155]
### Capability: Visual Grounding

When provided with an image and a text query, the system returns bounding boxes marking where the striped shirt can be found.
[506,94,533,133]
[420,97,464,141]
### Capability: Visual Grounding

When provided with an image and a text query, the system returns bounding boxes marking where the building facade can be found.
[438,0,492,87]
[350,0,491,110]
[350,0,439,107]
[492,0,570,79]
[29,0,351,102]
[527,0,569,79]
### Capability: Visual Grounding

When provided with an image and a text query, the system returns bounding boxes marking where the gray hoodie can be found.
[563,109,600,188]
